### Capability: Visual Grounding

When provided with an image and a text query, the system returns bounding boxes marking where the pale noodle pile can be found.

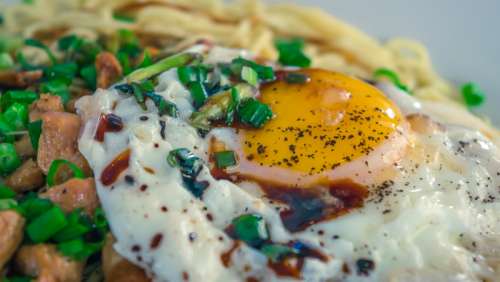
[3,0,499,141]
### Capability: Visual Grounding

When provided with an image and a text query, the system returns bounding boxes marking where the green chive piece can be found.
[46,159,85,187]
[284,72,310,84]
[93,207,108,231]
[188,81,208,108]
[0,198,18,211]
[137,50,154,69]
[189,84,254,131]
[27,206,68,243]
[2,276,33,282]
[260,243,297,262]
[131,83,147,110]
[167,148,198,169]
[44,62,78,83]
[117,51,132,75]
[0,35,23,53]
[40,79,71,104]
[0,185,15,199]
[53,210,91,242]
[57,35,80,51]
[57,238,86,259]
[0,116,15,143]
[80,65,97,90]
[113,12,136,23]
[241,66,258,87]
[1,90,39,110]
[127,52,201,83]
[18,195,53,221]
[238,98,273,128]
[27,120,42,151]
[275,38,311,67]
[231,58,275,81]
[3,102,29,130]
[461,82,485,107]
[177,65,208,85]
[214,151,237,168]
[373,68,411,94]
[144,92,178,118]
[231,214,269,247]
[24,38,57,64]
[0,143,21,175]
[0,52,14,70]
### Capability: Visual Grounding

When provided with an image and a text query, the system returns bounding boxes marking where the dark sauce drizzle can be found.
[95,113,124,142]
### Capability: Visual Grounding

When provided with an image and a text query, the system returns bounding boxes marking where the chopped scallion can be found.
[144,92,178,117]
[47,159,85,187]
[0,185,15,199]
[231,214,269,247]
[260,243,297,262]
[284,72,310,84]
[275,38,311,67]
[238,98,273,128]
[0,52,14,70]
[188,81,208,108]
[0,143,21,175]
[127,52,201,83]
[1,90,38,110]
[3,102,29,130]
[18,195,53,221]
[24,38,57,64]
[40,79,71,105]
[461,82,485,107]
[0,198,17,211]
[214,151,237,168]
[26,206,68,243]
[241,66,258,87]
[27,120,42,151]
[80,65,97,90]
[373,68,410,94]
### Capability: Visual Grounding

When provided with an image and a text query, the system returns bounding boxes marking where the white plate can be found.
[269,0,500,125]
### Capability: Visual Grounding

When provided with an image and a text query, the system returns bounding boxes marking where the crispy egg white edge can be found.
[76,46,500,282]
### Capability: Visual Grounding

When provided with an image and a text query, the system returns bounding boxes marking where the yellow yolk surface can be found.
[242,69,403,175]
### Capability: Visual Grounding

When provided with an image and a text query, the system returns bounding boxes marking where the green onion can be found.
[0,35,23,53]
[0,116,15,143]
[0,143,21,175]
[0,185,15,199]
[24,38,57,65]
[238,98,273,128]
[137,50,154,69]
[144,92,178,117]
[131,83,147,110]
[0,198,18,211]
[53,209,91,242]
[27,120,42,151]
[117,29,140,57]
[47,159,85,187]
[127,52,202,83]
[93,207,108,231]
[57,238,85,258]
[167,148,208,198]
[58,35,81,51]
[40,79,71,105]
[461,82,485,107]
[230,58,275,81]
[373,68,410,93]
[167,148,198,169]
[260,243,297,262]
[284,72,310,84]
[80,65,97,90]
[241,66,258,87]
[18,195,53,221]
[3,103,29,130]
[113,13,135,23]
[275,38,311,67]
[2,276,33,282]
[188,81,208,108]
[44,62,78,83]
[26,206,68,243]
[231,214,269,247]
[1,90,39,110]
[214,151,237,168]
[177,65,208,85]
[0,52,14,70]
[117,51,132,75]
[225,87,240,125]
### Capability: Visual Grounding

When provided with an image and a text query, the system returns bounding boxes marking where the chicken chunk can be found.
[0,70,43,88]
[15,244,84,282]
[96,52,123,89]
[4,159,44,193]
[102,234,151,282]
[0,211,25,271]
[14,135,35,158]
[37,112,90,175]
[29,94,64,122]
[40,178,98,215]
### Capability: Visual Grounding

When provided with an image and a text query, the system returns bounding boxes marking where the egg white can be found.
[76,46,500,282]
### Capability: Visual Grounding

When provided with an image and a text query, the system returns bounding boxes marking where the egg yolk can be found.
[241,69,402,175]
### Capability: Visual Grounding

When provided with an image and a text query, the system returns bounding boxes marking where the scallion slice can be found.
[3,102,29,130]
[188,81,208,108]
[53,210,91,242]
[284,72,310,84]
[373,68,411,94]
[0,198,17,211]
[231,214,269,247]
[1,90,39,110]
[0,185,15,199]
[80,65,97,90]
[18,195,53,221]
[0,143,21,175]
[127,52,201,83]
[0,52,14,70]
[26,206,68,243]
[241,66,258,87]
[260,243,297,262]
[238,98,273,128]
[46,159,85,187]
[144,92,178,118]
[275,38,311,67]
[40,79,71,104]
[214,151,237,168]
[24,38,57,64]
[461,82,485,107]
[27,120,42,151]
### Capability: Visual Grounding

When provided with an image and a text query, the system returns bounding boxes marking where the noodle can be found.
[1,0,498,141]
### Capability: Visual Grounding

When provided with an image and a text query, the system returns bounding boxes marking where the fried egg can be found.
[76,46,500,282]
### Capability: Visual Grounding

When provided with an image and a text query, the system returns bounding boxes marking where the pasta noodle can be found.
[2,0,498,141]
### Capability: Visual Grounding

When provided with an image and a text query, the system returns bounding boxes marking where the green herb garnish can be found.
[238,98,273,128]
[373,68,411,94]
[461,82,485,107]
[46,159,85,187]
[231,214,269,247]
[26,206,68,243]
[214,150,237,168]
[275,38,311,67]
[127,52,201,83]
[27,120,42,151]
[0,143,21,175]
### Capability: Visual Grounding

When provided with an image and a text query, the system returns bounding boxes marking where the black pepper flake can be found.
[188,232,197,242]
[131,245,141,252]
[124,175,135,185]
[182,272,189,281]
[206,213,214,221]
[140,184,148,191]
[159,120,166,140]
[150,233,164,249]
[140,116,149,121]
[356,258,375,276]
[161,206,168,212]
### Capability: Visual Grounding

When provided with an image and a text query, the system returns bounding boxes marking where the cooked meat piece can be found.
[14,135,35,158]
[15,244,84,282]
[0,70,43,88]
[0,211,25,271]
[102,233,151,282]
[40,178,98,215]
[29,94,64,122]
[37,112,91,175]
[96,52,123,89]
[4,159,44,193]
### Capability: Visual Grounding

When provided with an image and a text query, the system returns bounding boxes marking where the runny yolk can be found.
[241,69,402,175]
